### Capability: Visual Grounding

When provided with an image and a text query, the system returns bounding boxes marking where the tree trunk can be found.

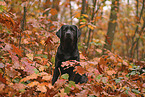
[79,0,86,28]
[103,0,119,54]
[86,0,97,51]
[69,0,72,25]
[79,0,86,42]
[129,0,144,59]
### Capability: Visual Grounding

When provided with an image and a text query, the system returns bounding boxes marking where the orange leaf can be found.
[82,14,89,18]
[20,73,38,82]
[74,12,80,18]
[42,82,54,89]
[107,70,116,75]
[80,24,86,28]
[36,83,47,92]
[0,73,6,84]
[88,25,94,30]
[74,66,86,75]
[105,35,111,45]
[111,20,116,23]
[27,81,39,87]
[49,25,56,31]
[42,75,52,81]
[80,53,87,60]
[50,8,57,15]
[12,45,23,57]
[95,16,101,20]
[0,13,15,29]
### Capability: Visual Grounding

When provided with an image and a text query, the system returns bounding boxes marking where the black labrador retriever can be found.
[52,25,87,85]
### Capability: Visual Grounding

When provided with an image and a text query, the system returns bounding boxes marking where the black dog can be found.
[52,25,87,85]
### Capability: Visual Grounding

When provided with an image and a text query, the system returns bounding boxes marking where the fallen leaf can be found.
[0,63,4,68]
[42,75,52,81]
[12,45,23,57]
[36,83,47,92]
[27,81,39,87]
[74,66,86,75]
[26,53,33,60]
[107,70,116,75]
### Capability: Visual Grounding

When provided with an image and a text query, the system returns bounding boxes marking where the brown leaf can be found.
[97,63,104,74]
[74,66,86,75]
[50,8,58,15]
[0,13,15,29]
[27,81,39,87]
[36,83,47,92]
[12,45,23,57]
[106,70,116,75]
[45,36,54,45]
[0,83,5,92]
[42,75,52,81]
[80,53,87,60]
[20,73,38,82]
[6,68,19,78]
[105,35,111,45]
[0,73,6,84]
[13,83,26,91]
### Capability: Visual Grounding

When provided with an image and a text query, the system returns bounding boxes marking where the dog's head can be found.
[56,25,81,43]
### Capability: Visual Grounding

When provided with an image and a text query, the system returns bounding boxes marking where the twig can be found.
[19,6,26,48]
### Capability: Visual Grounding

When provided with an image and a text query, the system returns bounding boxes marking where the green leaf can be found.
[125,90,129,94]
[102,77,108,83]
[118,77,123,79]
[42,55,48,59]
[0,5,4,12]
[51,57,55,64]
[35,54,48,59]
[96,74,103,80]
[26,80,31,84]
[61,73,69,80]
[131,89,140,94]
[88,95,96,97]
[13,78,20,83]
[64,86,71,94]
[33,68,39,74]
[125,87,130,94]
[35,54,41,57]
[19,89,25,93]
[44,65,48,69]
[69,81,75,87]
[130,71,136,75]
[115,78,121,83]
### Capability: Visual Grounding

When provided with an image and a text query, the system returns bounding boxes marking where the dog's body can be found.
[52,25,87,85]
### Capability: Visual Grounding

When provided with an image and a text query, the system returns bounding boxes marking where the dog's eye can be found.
[63,27,68,31]
[70,27,76,32]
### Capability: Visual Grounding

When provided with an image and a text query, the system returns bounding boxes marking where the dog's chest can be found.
[63,53,77,60]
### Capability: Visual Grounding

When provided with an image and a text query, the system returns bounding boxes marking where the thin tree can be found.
[129,0,144,59]
[86,0,97,51]
[103,0,119,54]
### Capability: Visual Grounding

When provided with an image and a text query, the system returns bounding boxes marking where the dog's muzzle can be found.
[65,30,73,40]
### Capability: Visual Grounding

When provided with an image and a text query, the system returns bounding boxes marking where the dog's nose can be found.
[65,32,71,37]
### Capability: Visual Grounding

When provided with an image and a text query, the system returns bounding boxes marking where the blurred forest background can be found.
[0,0,145,96]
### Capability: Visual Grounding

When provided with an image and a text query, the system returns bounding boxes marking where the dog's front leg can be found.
[52,67,60,85]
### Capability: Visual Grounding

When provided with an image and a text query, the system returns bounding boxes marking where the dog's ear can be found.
[77,28,81,38]
[56,28,61,38]
[73,25,81,38]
